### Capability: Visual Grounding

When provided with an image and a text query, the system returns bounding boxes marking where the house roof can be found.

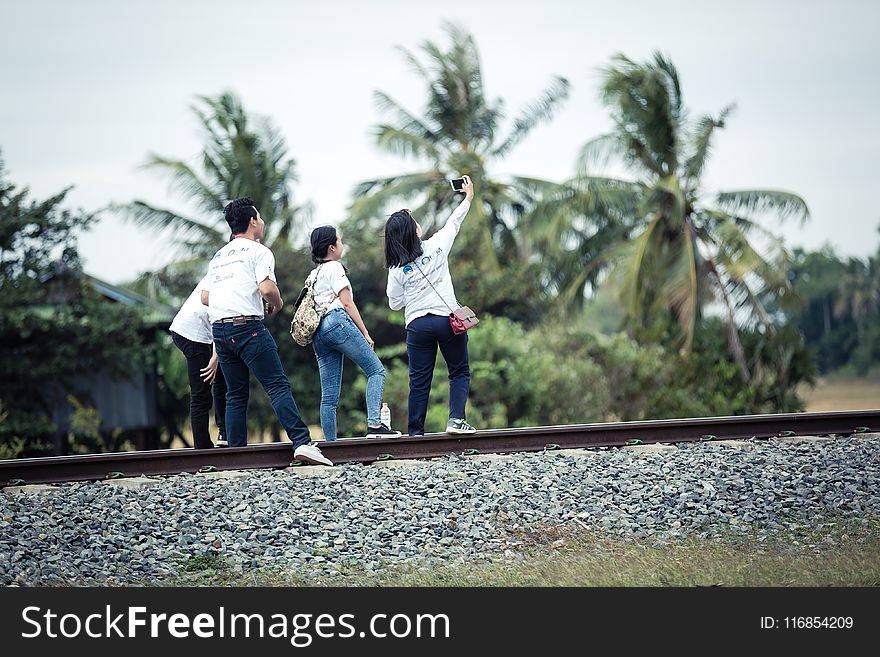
[88,276,175,325]
[41,268,175,326]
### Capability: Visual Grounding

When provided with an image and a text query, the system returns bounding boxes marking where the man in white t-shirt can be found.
[202,197,331,467]
[169,274,227,449]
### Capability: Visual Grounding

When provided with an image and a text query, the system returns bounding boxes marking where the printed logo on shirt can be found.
[403,254,432,277]
[212,271,234,284]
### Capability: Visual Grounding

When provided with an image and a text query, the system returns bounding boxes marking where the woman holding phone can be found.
[384,174,477,436]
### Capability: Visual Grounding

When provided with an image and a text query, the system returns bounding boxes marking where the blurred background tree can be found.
[526,53,809,386]
[0,154,159,457]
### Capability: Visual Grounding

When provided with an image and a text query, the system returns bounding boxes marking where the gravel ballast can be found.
[2,435,879,585]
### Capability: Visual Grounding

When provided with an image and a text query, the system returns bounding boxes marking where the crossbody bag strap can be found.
[412,259,457,314]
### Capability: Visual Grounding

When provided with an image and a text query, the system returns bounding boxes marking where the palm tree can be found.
[833,255,879,343]
[528,53,809,381]
[349,22,569,271]
[119,91,310,260]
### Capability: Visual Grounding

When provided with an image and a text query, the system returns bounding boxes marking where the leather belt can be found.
[215,315,261,325]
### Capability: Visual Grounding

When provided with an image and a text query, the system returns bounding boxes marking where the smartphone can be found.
[450,177,466,192]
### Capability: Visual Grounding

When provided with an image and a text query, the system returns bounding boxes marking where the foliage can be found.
[349,22,569,274]
[780,237,880,375]
[527,52,809,385]
[0,156,152,455]
[119,91,310,258]
[362,315,814,436]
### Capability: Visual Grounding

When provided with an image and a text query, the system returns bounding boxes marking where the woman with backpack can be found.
[384,175,477,437]
[307,226,400,440]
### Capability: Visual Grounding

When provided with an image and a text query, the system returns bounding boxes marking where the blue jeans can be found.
[312,308,385,440]
[406,313,470,435]
[212,319,311,450]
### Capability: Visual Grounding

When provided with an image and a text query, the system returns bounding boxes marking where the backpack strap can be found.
[311,262,339,316]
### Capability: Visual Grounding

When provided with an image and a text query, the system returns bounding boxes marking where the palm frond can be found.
[715,190,809,224]
[703,260,752,381]
[348,171,443,223]
[491,76,570,158]
[601,52,681,176]
[621,211,665,322]
[142,156,224,214]
[683,104,734,181]
[373,125,441,161]
[711,215,791,325]
[373,91,439,141]
[116,201,225,257]
[395,45,433,81]
[576,133,622,176]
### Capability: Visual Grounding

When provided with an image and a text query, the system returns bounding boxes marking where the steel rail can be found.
[2,410,877,486]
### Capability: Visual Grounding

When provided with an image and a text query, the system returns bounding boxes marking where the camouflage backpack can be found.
[289,264,334,347]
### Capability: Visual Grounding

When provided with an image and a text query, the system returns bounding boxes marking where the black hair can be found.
[384,209,423,268]
[224,197,258,234]
[310,225,349,273]
[310,225,338,264]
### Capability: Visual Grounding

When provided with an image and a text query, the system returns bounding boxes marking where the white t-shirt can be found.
[311,261,351,314]
[169,275,212,343]
[204,237,276,324]
[386,199,470,327]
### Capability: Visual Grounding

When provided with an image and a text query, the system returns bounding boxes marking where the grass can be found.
[164,517,880,587]
[800,375,880,412]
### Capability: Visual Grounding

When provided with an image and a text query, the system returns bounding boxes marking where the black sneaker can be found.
[365,423,402,439]
[215,438,229,448]
[446,418,476,434]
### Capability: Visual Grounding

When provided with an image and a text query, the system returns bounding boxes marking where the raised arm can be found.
[429,174,474,254]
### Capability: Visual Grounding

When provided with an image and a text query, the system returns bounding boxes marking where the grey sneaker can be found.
[446,418,476,434]
[292,443,333,466]
[365,423,402,439]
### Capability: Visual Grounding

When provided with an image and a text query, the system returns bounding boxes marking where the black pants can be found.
[171,331,227,449]
[405,314,470,435]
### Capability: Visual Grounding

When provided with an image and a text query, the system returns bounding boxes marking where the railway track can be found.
[2,409,877,486]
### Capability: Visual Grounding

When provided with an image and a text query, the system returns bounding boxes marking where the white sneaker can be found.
[293,443,333,467]
[446,418,477,434]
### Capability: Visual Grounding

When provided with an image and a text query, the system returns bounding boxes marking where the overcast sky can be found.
[2,0,878,284]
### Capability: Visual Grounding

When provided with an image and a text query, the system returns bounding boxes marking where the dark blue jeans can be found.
[406,314,470,435]
[212,320,310,450]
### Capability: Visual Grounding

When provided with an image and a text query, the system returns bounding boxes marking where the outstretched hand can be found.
[461,174,474,201]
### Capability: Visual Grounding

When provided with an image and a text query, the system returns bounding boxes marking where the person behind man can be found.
[202,197,331,466]
[169,274,227,449]
[384,175,477,437]
[308,225,400,440]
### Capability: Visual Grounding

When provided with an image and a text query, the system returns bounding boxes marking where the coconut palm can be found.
[528,53,809,381]
[349,22,569,270]
[833,254,879,342]
[119,91,310,259]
